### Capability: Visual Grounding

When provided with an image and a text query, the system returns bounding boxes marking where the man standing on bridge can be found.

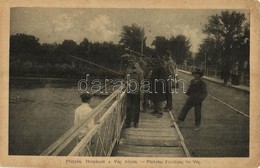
[150,56,167,118]
[176,68,207,131]
[164,51,176,112]
[124,56,143,128]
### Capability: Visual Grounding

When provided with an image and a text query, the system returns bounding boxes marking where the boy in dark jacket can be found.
[176,69,207,130]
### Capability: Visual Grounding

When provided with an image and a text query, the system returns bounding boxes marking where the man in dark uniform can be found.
[150,57,167,118]
[124,56,143,128]
[176,68,207,130]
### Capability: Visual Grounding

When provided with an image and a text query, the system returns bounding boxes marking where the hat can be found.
[166,50,172,56]
[134,52,141,56]
[80,93,92,102]
[153,56,164,66]
[127,55,136,62]
[121,53,130,58]
[192,68,203,77]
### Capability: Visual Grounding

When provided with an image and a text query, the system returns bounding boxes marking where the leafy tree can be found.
[151,36,169,56]
[55,40,78,63]
[203,10,248,69]
[10,33,40,55]
[60,40,78,56]
[151,35,191,64]
[185,53,194,66]
[195,38,222,69]
[78,38,91,59]
[233,23,249,70]
[10,33,41,63]
[119,24,146,53]
[40,43,58,64]
[169,35,191,64]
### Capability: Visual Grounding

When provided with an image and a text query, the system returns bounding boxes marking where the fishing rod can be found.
[69,55,123,76]
[69,55,125,96]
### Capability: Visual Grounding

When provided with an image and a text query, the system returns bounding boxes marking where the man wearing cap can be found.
[74,93,93,142]
[176,68,207,130]
[124,56,143,128]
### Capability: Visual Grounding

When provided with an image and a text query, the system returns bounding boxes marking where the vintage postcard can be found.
[0,0,259,167]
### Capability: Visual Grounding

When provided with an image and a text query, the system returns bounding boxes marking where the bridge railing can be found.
[177,65,249,86]
[41,88,126,156]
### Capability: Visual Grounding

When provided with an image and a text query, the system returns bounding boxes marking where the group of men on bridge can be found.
[121,51,177,129]
[74,50,208,143]
[121,50,207,130]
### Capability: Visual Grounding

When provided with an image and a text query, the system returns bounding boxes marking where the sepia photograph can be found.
[1,0,260,167]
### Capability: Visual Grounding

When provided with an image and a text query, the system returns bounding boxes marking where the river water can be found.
[9,79,105,155]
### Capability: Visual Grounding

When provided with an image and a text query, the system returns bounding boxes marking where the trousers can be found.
[178,98,202,127]
[165,82,173,110]
[153,100,165,115]
[126,94,140,125]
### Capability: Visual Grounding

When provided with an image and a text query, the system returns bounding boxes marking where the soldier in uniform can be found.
[124,56,143,128]
[150,57,167,118]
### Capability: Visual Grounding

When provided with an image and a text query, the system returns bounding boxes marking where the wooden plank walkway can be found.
[113,111,190,157]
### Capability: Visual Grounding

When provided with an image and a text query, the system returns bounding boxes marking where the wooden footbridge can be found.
[41,88,190,157]
[114,112,190,157]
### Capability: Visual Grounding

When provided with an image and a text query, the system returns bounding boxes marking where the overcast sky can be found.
[10,8,249,53]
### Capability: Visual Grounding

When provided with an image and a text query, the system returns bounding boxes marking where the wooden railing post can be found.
[116,92,121,143]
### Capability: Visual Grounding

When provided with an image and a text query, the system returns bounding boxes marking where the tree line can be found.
[10,26,192,78]
[195,11,249,73]
[10,35,125,78]
[10,10,249,78]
